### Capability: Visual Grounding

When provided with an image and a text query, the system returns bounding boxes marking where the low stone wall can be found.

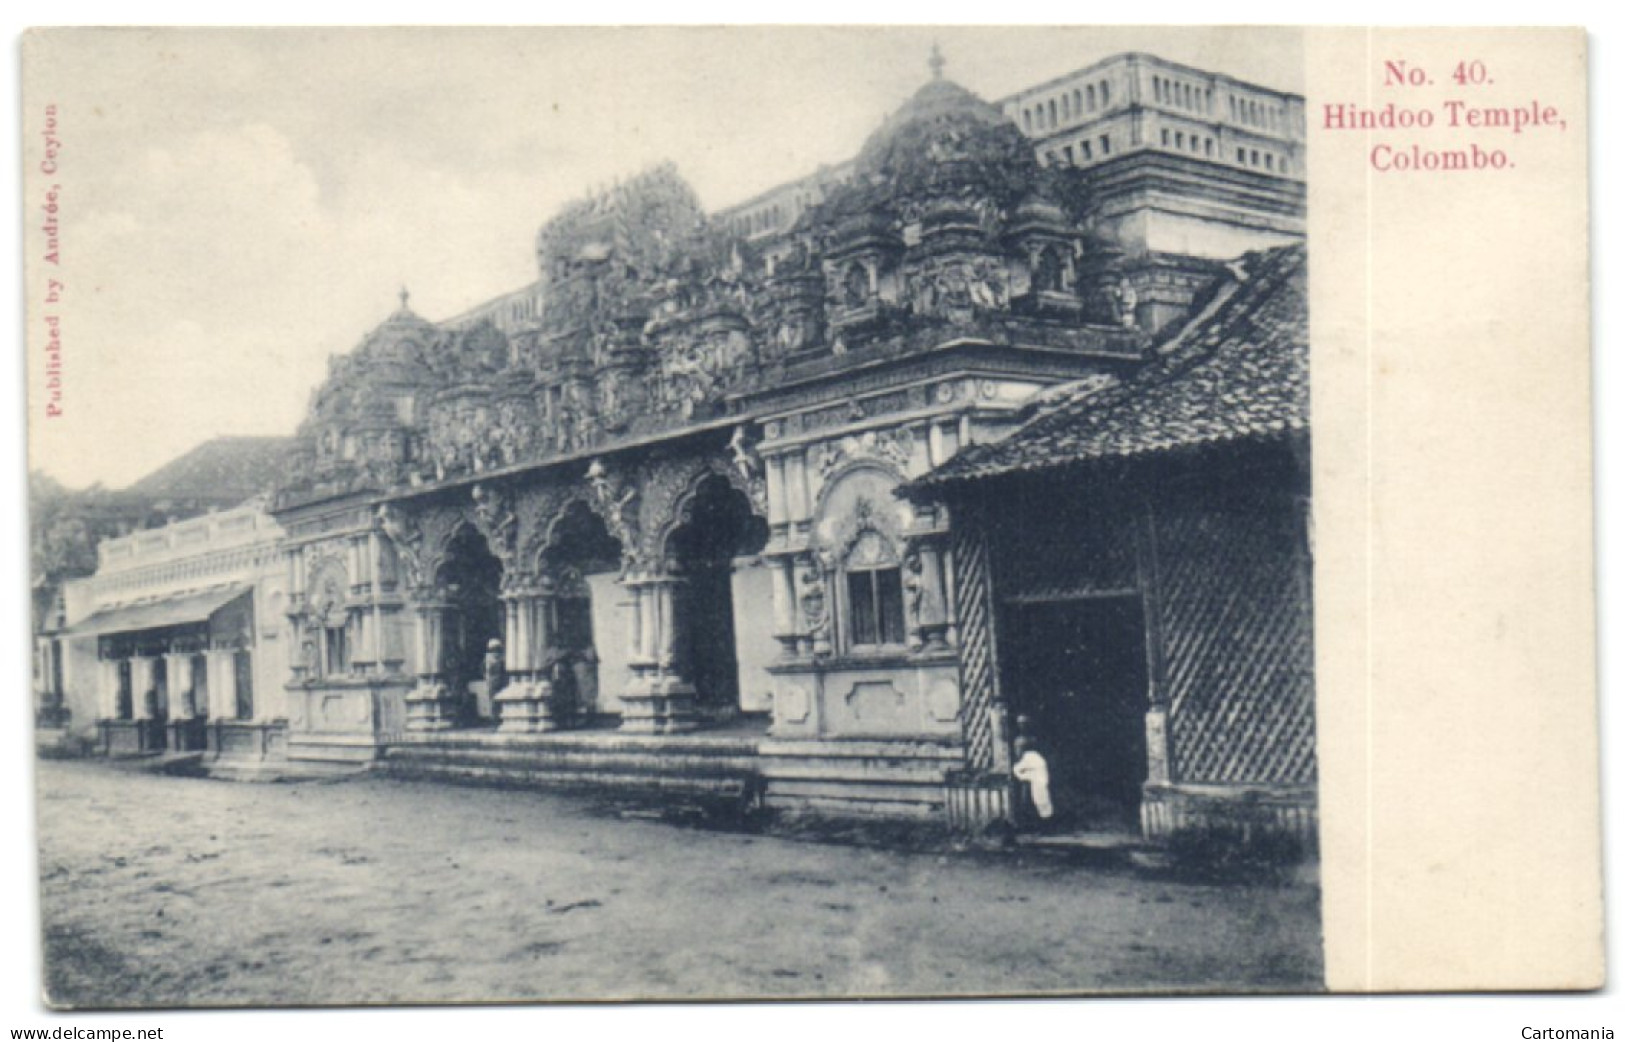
[943,770,1013,833]
[1140,782,1317,851]
[209,719,289,763]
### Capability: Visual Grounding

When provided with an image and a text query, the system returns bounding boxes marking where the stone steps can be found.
[363,730,970,820]
[378,732,760,801]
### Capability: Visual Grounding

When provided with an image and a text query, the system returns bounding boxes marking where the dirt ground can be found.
[34,758,1322,1007]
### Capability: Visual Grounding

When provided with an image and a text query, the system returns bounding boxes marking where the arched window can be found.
[1100,81,1110,107]
[842,261,869,308]
[1088,84,1097,110]
[1034,245,1065,293]
[844,530,905,649]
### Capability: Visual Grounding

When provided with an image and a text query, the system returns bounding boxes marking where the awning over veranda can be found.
[67,585,251,637]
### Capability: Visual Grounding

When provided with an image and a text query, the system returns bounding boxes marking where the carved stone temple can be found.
[56,52,1314,842]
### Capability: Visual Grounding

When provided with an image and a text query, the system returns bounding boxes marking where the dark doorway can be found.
[666,475,768,714]
[116,659,134,720]
[190,653,209,719]
[1000,594,1149,831]
[438,524,504,723]
[540,499,623,718]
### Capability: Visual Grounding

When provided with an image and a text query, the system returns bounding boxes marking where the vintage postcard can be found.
[17,24,1598,1013]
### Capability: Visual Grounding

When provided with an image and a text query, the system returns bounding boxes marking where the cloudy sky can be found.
[23,26,1303,490]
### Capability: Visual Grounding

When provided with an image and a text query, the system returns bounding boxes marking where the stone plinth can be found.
[493,679,576,733]
[618,675,700,735]
[403,681,459,731]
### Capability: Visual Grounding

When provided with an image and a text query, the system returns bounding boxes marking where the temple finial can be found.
[399,286,410,310]
[928,43,946,80]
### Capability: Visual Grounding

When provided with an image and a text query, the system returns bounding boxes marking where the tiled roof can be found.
[912,244,1306,488]
[122,436,294,503]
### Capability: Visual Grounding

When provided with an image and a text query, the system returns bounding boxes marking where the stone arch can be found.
[524,494,625,719]
[643,454,766,569]
[534,496,623,579]
[303,551,351,626]
[813,460,913,653]
[661,471,770,714]
[433,520,505,720]
[812,455,909,534]
[398,501,479,595]
[659,463,767,563]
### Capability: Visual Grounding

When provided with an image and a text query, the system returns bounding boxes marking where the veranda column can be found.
[133,655,157,754]
[130,657,155,720]
[495,579,571,733]
[618,569,698,735]
[94,658,117,722]
[164,652,200,751]
[95,657,120,754]
[402,589,458,731]
[207,648,240,756]
[625,581,645,666]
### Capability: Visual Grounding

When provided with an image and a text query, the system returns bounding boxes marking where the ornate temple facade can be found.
[250,53,1311,832]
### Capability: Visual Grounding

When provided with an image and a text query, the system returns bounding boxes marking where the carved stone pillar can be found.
[403,589,458,732]
[795,554,833,658]
[769,553,799,656]
[656,577,682,672]
[495,579,575,733]
[637,579,659,664]
[784,450,812,536]
[618,569,698,734]
[206,650,238,722]
[765,454,789,543]
[625,581,645,665]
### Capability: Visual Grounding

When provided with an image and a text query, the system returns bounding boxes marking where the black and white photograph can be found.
[20,20,1590,1018]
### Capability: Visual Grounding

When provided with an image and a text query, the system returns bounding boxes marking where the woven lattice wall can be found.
[953,521,998,771]
[1156,496,1315,785]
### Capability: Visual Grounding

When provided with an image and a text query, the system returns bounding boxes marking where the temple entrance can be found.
[438,524,504,725]
[666,475,769,715]
[538,499,622,719]
[1000,594,1149,831]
